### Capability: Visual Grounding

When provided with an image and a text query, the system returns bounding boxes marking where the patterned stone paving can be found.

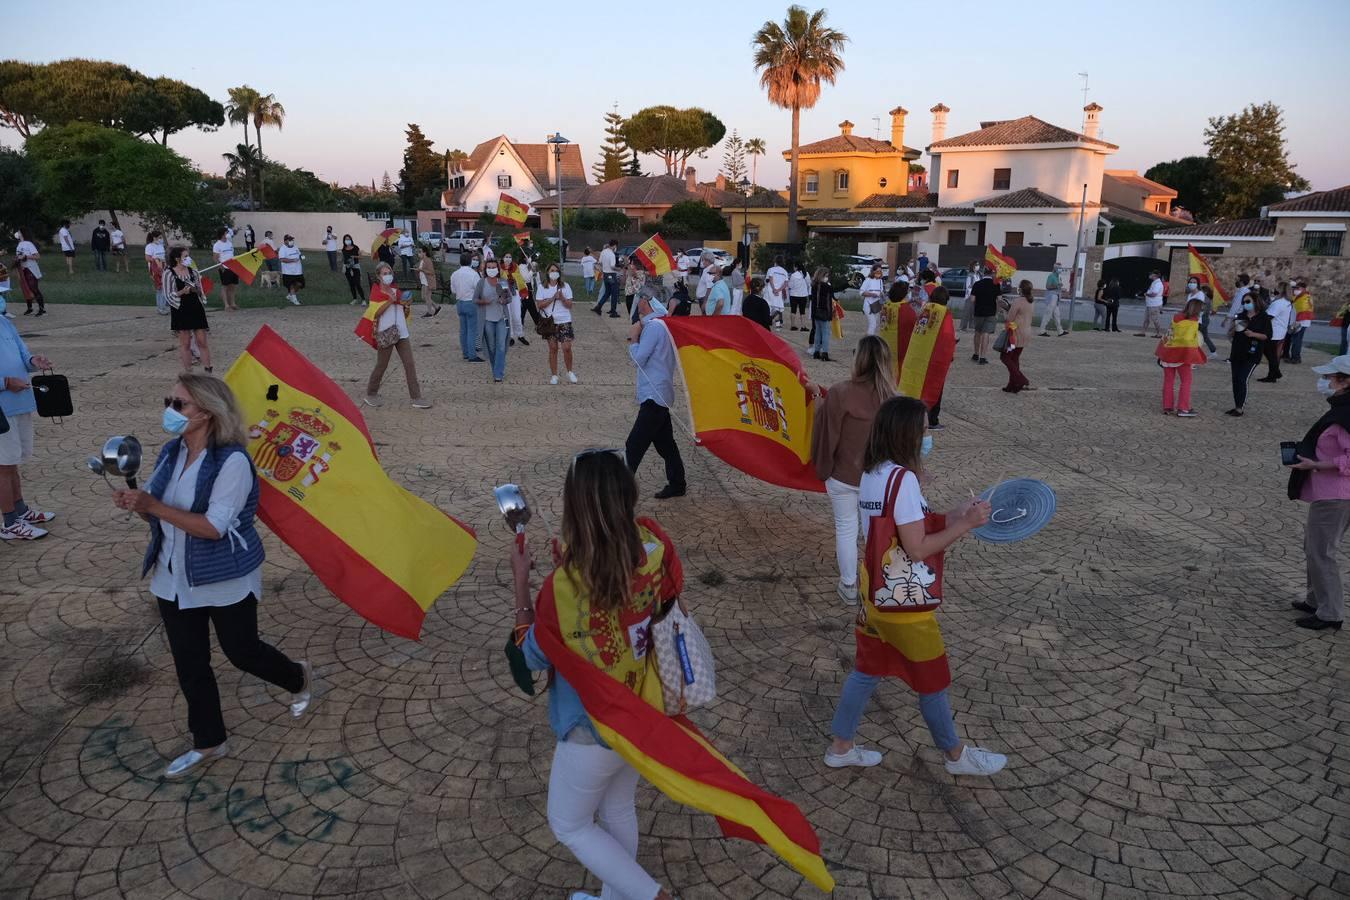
[0,304,1345,900]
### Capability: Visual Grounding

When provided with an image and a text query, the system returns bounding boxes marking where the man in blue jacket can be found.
[0,300,55,540]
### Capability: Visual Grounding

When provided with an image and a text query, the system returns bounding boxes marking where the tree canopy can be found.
[399,123,444,208]
[0,147,52,239]
[622,106,726,177]
[1204,101,1309,219]
[661,200,729,239]
[1144,156,1221,222]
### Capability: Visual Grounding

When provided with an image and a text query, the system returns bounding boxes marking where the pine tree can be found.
[593,108,627,183]
[399,123,444,207]
[380,171,395,193]
[721,130,747,184]
[626,148,642,177]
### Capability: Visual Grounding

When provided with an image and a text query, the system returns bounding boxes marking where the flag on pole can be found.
[495,193,529,227]
[898,303,956,409]
[1186,244,1231,308]
[664,317,823,492]
[831,299,845,340]
[633,233,677,275]
[512,231,532,245]
[222,247,272,285]
[370,228,400,260]
[878,300,918,385]
[257,242,277,261]
[984,244,1017,281]
[224,326,476,639]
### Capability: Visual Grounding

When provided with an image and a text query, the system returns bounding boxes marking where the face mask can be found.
[1243,301,1254,313]
[11,232,20,241]
[344,239,352,246]
[503,258,512,265]
[486,267,499,277]
[381,273,394,285]
[0,296,6,315]
[549,271,560,281]
[1187,282,1198,290]
[182,256,195,268]
[1317,377,1337,397]
[920,435,934,458]
[285,241,294,247]
[162,406,190,435]
[471,259,480,268]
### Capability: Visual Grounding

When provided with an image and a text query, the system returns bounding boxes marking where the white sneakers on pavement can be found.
[824,745,883,768]
[567,371,578,383]
[21,508,55,524]
[837,580,858,606]
[411,398,432,409]
[164,742,228,778]
[944,745,1007,776]
[550,375,559,385]
[1,520,47,540]
[287,294,301,306]
[290,660,317,718]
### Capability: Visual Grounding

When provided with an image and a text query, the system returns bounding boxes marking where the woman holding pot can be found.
[113,374,314,778]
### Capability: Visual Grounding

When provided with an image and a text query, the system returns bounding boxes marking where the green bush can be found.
[803,237,853,292]
[661,200,729,239]
[565,208,631,232]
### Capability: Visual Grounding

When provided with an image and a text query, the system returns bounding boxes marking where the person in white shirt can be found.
[1038,264,1066,337]
[110,225,127,273]
[278,235,304,306]
[1227,274,1251,325]
[260,231,279,279]
[537,262,578,384]
[787,262,810,331]
[324,226,339,272]
[860,264,886,336]
[57,220,75,274]
[396,232,415,276]
[1184,275,1216,353]
[959,258,980,332]
[727,260,745,315]
[211,227,240,312]
[1137,271,1165,338]
[592,239,620,316]
[450,253,484,362]
[1259,283,1292,382]
[579,248,598,296]
[764,256,789,330]
[243,224,255,250]
[676,251,692,293]
[144,231,167,314]
[13,230,45,316]
[694,253,718,313]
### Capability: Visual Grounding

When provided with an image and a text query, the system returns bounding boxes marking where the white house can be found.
[440,134,587,229]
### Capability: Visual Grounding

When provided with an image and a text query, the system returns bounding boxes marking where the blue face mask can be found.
[920,434,934,458]
[162,406,190,435]
[0,295,6,315]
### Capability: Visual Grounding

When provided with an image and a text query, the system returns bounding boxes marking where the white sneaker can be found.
[287,294,300,306]
[164,742,228,778]
[569,893,600,900]
[20,508,56,524]
[363,394,383,407]
[944,745,1007,777]
[567,371,578,384]
[1,520,47,540]
[549,375,559,385]
[837,581,858,606]
[824,745,883,768]
[290,660,317,718]
[411,398,432,409]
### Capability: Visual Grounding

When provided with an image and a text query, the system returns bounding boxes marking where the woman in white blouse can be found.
[113,374,314,778]
[860,264,886,337]
[364,262,432,408]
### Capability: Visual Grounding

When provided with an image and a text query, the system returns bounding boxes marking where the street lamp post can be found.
[738,176,752,268]
[547,133,570,260]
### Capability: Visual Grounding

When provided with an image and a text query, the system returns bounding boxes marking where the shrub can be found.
[661,200,729,239]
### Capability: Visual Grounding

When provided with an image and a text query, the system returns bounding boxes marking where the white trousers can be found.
[508,295,524,338]
[865,311,880,336]
[547,741,660,900]
[1039,292,1062,333]
[825,477,862,588]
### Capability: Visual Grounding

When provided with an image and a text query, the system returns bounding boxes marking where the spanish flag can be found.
[633,233,676,276]
[1186,244,1230,308]
[354,285,407,349]
[532,524,834,893]
[370,228,400,260]
[1155,314,1207,366]
[985,244,1017,281]
[222,248,271,285]
[898,303,956,409]
[664,316,823,492]
[831,299,845,341]
[224,326,476,639]
[257,242,277,261]
[1293,289,1314,323]
[878,301,917,385]
[495,192,529,227]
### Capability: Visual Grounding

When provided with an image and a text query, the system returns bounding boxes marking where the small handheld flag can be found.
[370,228,400,260]
[1186,244,1230,308]
[495,193,529,227]
[633,233,676,275]
[222,248,270,285]
[984,244,1017,281]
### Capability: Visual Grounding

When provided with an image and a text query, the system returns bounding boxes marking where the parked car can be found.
[843,255,889,288]
[420,231,443,249]
[681,247,733,267]
[443,230,486,253]
[939,266,972,296]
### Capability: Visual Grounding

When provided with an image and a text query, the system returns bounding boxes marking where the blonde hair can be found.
[177,374,248,447]
[852,336,897,406]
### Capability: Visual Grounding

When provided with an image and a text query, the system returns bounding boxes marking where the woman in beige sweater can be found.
[417,246,441,317]
[810,336,896,604]
[1000,280,1035,393]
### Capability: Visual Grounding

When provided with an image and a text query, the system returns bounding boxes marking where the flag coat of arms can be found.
[224,325,476,639]
[633,234,676,275]
[898,303,956,409]
[664,317,823,492]
[984,244,1017,280]
[1186,244,1231,308]
[495,193,529,227]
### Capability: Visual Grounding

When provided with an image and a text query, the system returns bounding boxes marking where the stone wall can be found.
[1270,215,1350,257]
[1164,248,1350,314]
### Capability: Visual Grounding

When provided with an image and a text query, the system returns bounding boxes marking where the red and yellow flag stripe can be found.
[634,233,676,275]
[1187,243,1230,307]
[898,303,956,409]
[878,301,917,385]
[222,248,270,285]
[224,326,475,639]
[985,244,1017,280]
[495,193,529,227]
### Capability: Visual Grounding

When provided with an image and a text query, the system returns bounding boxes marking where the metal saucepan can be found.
[96,435,143,489]
[494,483,532,535]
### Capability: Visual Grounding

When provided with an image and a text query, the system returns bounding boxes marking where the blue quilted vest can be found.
[140,439,265,586]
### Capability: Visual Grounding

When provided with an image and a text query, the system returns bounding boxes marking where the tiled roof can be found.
[1153,218,1276,238]
[1268,186,1350,214]
[1103,171,1177,198]
[803,209,931,223]
[932,207,978,217]
[857,191,938,209]
[1099,204,1189,227]
[447,135,587,204]
[930,115,1117,150]
[530,175,691,209]
[975,188,1072,209]
[789,134,921,157]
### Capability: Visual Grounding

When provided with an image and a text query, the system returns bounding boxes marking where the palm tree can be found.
[752,6,848,243]
[223,143,261,210]
[249,93,286,208]
[226,85,259,152]
[745,137,767,188]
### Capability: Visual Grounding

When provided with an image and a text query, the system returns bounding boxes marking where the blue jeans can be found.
[93,249,107,271]
[596,273,619,313]
[1339,323,1348,357]
[811,319,830,355]
[457,301,481,359]
[483,318,509,380]
[830,670,960,752]
[583,275,595,295]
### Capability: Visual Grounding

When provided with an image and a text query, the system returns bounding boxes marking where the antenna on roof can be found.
[872,116,881,139]
[1077,73,1090,129]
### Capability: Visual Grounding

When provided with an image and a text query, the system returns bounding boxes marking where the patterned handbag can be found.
[650,600,716,715]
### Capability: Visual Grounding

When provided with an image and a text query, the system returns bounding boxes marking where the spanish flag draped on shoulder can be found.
[985,244,1017,281]
[1187,244,1231,308]
[898,303,956,409]
[878,300,918,384]
[633,233,676,275]
[531,520,834,893]
[224,326,476,639]
[495,192,529,227]
[664,317,823,492]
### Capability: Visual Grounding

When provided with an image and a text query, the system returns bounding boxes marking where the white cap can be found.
[1311,356,1350,376]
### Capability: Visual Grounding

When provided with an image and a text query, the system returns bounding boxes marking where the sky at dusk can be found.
[11,0,1350,192]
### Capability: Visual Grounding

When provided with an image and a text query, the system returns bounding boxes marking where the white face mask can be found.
[1243,301,1254,313]
[1188,282,1198,291]
[1317,377,1340,397]
[11,232,20,241]
[486,267,499,277]
[549,271,560,281]
[285,241,294,247]
[381,273,395,285]
[503,257,512,265]
[344,239,353,246]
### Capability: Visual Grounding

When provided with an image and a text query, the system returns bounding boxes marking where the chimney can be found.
[545,134,558,185]
[1083,103,1102,140]
[888,106,907,150]
[685,166,697,192]
[930,103,949,144]
[715,174,727,191]
[838,119,855,136]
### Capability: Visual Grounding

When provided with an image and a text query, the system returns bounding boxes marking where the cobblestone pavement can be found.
[0,305,1345,900]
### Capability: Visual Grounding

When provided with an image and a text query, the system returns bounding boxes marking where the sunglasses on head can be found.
[571,447,623,469]
[163,397,194,412]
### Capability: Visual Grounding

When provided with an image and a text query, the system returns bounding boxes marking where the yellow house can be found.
[784,107,922,209]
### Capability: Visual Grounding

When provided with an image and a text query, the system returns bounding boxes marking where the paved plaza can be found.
[0,304,1345,900]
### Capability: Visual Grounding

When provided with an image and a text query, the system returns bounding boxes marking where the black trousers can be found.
[1263,339,1283,379]
[158,594,304,749]
[520,293,540,327]
[1104,301,1120,331]
[344,268,365,300]
[1231,357,1258,409]
[928,391,943,427]
[625,400,686,490]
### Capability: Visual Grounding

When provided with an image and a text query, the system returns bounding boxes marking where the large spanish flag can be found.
[1187,244,1230,308]
[898,303,956,409]
[354,285,406,348]
[495,192,529,227]
[1293,289,1314,323]
[878,301,917,385]
[532,539,834,893]
[634,233,676,276]
[664,316,823,492]
[985,244,1017,281]
[224,326,476,639]
[222,247,270,285]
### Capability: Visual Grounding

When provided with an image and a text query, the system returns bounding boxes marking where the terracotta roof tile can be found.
[1103,171,1177,198]
[1153,218,1276,238]
[930,115,1117,150]
[1100,204,1190,227]
[787,134,922,157]
[1268,186,1350,214]
[932,207,979,217]
[857,191,938,209]
[446,135,587,205]
[975,188,1072,209]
